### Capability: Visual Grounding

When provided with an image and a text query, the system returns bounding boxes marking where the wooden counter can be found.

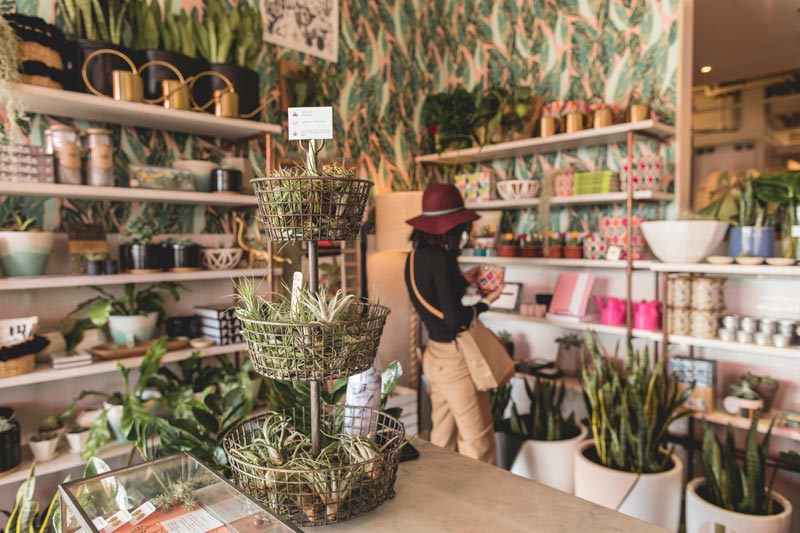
[304,439,666,533]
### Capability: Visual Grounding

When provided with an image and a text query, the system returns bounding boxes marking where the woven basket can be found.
[238,302,390,381]
[224,405,405,527]
[0,354,35,379]
[252,176,373,242]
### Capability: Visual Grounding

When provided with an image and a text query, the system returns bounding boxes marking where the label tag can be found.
[102,510,132,533]
[290,271,304,318]
[288,107,333,140]
[129,501,157,526]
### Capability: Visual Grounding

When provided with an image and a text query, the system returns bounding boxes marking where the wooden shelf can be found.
[465,190,674,210]
[481,311,662,341]
[650,262,800,277]
[0,343,246,389]
[5,84,280,139]
[0,268,269,291]
[0,182,259,206]
[458,256,655,270]
[667,334,800,360]
[415,120,675,165]
[693,409,800,442]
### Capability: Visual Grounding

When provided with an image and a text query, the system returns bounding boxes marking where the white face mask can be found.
[459,230,470,250]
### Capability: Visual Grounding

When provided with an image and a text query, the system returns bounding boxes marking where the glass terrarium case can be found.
[59,452,301,533]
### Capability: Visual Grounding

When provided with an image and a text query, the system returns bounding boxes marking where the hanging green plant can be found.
[0,15,27,145]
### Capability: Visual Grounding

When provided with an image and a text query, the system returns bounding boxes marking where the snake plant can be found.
[60,0,129,45]
[128,1,196,57]
[700,412,778,515]
[233,0,263,69]
[510,378,579,441]
[581,333,691,473]
[488,384,511,431]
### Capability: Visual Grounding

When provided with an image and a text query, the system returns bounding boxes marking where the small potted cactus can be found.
[497,233,518,257]
[563,231,583,259]
[546,231,563,259]
[521,232,544,257]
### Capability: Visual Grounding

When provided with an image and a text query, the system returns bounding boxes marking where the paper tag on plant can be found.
[291,271,304,317]
[129,501,156,526]
[102,510,132,533]
[288,107,333,140]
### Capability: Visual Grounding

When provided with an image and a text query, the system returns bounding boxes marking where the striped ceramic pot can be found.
[0,232,56,277]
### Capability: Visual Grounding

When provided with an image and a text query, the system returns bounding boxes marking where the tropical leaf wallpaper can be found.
[1,0,679,235]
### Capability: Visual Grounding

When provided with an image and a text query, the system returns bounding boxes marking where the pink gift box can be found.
[621,155,664,192]
[554,171,574,197]
[582,232,607,260]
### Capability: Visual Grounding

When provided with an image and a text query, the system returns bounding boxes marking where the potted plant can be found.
[28,431,59,462]
[521,232,543,258]
[574,333,691,530]
[555,333,582,377]
[85,252,108,275]
[742,372,780,411]
[545,231,563,259]
[68,282,182,346]
[685,415,793,533]
[59,0,133,95]
[65,425,90,453]
[119,217,160,272]
[728,378,765,418]
[128,1,206,101]
[563,231,583,259]
[194,0,263,118]
[160,237,201,272]
[497,233,517,257]
[509,378,587,493]
[489,384,521,470]
[0,214,56,277]
[496,330,515,357]
[421,86,477,152]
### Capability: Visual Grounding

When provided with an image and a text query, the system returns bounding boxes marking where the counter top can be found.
[303,439,666,533]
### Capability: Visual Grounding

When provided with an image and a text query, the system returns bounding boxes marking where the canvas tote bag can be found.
[410,251,515,391]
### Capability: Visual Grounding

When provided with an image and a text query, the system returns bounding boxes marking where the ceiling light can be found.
[700,66,712,74]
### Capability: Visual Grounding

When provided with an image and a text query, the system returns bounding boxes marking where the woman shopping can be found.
[404,183,505,464]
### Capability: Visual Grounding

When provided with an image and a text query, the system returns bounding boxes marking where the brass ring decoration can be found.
[188,70,236,111]
[81,48,139,99]
[137,60,186,104]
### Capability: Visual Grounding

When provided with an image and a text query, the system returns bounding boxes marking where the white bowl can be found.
[641,221,729,263]
[496,180,540,200]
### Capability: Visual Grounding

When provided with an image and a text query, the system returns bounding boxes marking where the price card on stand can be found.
[288,107,333,140]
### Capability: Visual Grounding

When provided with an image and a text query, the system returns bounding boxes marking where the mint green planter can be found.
[108,313,158,346]
[0,232,55,277]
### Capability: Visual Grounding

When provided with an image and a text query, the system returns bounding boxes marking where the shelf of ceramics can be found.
[0,268,269,291]
[458,256,656,270]
[693,409,800,442]
[3,84,280,139]
[415,120,675,165]
[464,190,674,210]
[0,182,260,206]
[480,311,662,341]
[0,343,247,389]
[649,262,800,277]
[667,334,800,361]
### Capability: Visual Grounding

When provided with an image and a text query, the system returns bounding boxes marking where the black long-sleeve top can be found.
[404,244,488,342]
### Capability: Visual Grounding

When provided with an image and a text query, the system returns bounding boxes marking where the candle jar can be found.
[48,125,82,185]
[83,128,114,187]
[759,319,777,336]
[565,112,586,133]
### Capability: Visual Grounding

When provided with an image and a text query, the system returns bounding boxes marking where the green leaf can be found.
[87,299,112,327]
[192,406,219,434]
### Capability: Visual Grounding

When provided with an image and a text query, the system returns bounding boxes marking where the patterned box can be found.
[600,213,647,259]
[582,232,607,260]
[554,170,574,197]
[454,170,494,203]
[0,144,55,184]
[621,155,664,192]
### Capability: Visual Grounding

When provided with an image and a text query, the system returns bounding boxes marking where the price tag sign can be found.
[288,107,333,140]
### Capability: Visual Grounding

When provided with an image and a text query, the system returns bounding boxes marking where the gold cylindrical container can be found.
[565,112,585,133]
[112,70,143,102]
[162,79,190,110]
[629,103,650,122]
[215,90,239,117]
[540,116,557,137]
[593,107,613,128]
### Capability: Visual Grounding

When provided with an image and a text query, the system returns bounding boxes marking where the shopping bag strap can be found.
[409,250,444,320]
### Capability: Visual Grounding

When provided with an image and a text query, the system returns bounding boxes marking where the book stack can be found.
[194,304,242,345]
[50,353,93,370]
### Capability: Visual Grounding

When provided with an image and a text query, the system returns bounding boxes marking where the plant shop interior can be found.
[0,0,799,532]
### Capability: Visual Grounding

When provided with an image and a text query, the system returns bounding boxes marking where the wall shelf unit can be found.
[2,84,280,140]
[458,256,655,270]
[481,311,662,341]
[465,190,674,210]
[0,182,259,206]
[650,262,800,277]
[415,120,675,165]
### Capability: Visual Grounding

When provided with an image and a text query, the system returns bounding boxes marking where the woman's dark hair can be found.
[410,222,472,251]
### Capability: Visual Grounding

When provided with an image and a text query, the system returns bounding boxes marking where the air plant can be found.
[152,480,199,512]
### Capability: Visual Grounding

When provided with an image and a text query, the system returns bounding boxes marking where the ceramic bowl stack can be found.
[718,315,796,348]
[667,277,725,338]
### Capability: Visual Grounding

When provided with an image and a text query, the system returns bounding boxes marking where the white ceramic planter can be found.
[108,312,158,346]
[685,478,792,533]
[66,429,90,453]
[103,401,126,442]
[510,423,587,494]
[76,407,103,428]
[29,435,59,462]
[574,440,683,531]
[0,231,55,277]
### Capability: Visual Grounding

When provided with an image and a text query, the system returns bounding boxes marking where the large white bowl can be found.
[641,221,729,263]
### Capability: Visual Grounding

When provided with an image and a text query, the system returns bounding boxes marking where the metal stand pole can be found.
[308,241,321,456]
[625,130,634,345]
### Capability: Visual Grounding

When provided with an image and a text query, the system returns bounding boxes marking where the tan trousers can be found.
[423,339,497,465]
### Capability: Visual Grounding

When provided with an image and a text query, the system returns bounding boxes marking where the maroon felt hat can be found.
[405,183,480,235]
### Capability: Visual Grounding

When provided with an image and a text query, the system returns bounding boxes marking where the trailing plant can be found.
[510,378,579,441]
[472,85,536,144]
[421,86,477,151]
[2,464,67,533]
[68,282,182,327]
[581,333,692,473]
[0,16,27,146]
[488,384,512,431]
[700,412,778,515]
[59,0,130,45]
[122,217,157,245]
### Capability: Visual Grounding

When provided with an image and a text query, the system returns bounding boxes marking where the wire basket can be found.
[238,302,390,381]
[224,405,405,527]
[251,176,373,242]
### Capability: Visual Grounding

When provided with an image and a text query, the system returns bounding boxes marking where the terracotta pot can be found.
[563,246,582,259]
[520,247,537,258]
[547,246,563,259]
[685,478,792,533]
[497,245,518,257]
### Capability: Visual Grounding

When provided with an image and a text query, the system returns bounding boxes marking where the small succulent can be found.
[729,379,760,400]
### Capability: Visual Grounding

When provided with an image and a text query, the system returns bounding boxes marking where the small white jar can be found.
[754,331,771,346]
[737,330,754,344]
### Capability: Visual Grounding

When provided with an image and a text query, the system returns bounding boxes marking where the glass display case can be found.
[59,453,301,533]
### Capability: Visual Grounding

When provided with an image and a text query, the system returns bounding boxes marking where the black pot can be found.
[206,63,260,118]
[86,259,105,275]
[211,168,242,193]
[105,259,118,275]
[165,316,199,338]
[132,49,207,102]
[494,420,524,471]
[535,293,553,311]
[119,243,162,272]
[161,242,201,270]
[0,407,21,474]
[72,40,134,96]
